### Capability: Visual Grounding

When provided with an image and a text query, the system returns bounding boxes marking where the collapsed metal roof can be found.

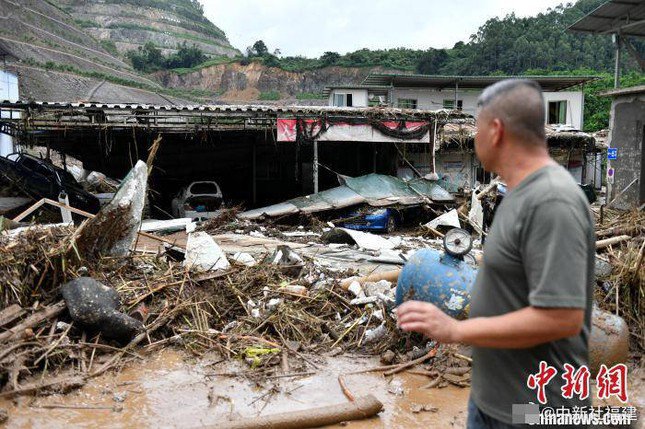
[568,0,645,37]
[239,173,455,220]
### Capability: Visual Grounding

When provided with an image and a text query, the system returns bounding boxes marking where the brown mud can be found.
[0,349,470,428]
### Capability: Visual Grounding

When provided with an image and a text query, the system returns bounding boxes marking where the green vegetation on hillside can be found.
[240,0,641,76]
[226,0,643,131]
[259,91,281,101]
[126,42,207,72]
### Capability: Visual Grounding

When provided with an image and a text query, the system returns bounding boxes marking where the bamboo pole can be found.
[207,395,383,429]
[596,235,631,250]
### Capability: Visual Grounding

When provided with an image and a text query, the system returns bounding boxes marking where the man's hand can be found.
[396,300,460,343]
[398,301,584,348]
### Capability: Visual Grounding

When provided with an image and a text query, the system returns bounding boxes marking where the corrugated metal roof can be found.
[568,0,645,37]
[361,74,599,91]
[239,173,455,220]
[0,100,468,119]
[600,84,645,96]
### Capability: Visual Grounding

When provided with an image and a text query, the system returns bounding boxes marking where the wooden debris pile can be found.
[0,223,429,398]
[593,208,644,352]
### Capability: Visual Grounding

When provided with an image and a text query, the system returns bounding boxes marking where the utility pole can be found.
[613,33,621,88]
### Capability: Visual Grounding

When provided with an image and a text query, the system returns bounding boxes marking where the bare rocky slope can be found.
[0,0,387,105]
[157,62,392,104]
[56,0,239,58]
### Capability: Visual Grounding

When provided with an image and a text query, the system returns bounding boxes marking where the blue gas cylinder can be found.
[396,248,478,319]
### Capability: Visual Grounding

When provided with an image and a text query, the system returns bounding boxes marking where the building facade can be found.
[326,74,596,131]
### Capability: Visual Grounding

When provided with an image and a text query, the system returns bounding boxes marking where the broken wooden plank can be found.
[12,198,184,248]
[12,198,46,222]
[0,304,26,329]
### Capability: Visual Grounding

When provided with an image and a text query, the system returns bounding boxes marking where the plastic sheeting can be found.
[240,173,455,220]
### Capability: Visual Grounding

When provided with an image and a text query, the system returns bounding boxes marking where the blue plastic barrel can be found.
[396,248,478,319]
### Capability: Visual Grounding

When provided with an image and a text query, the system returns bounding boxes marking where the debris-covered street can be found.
[0,151,643,427]
[0,0,643,426]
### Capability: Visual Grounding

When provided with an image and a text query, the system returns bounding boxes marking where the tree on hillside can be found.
[126,42,164,72]
[321,51,341,66]
[165,42,207,69]
[416,49,449,74]
[250,40,269,57]
[127,41,206,72]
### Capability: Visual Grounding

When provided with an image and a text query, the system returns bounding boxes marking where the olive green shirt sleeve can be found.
[521,199,589,309]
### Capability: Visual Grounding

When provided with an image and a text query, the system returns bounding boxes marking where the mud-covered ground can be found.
[0,349,471,428]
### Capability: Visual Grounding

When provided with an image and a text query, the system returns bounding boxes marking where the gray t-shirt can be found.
[470,164,595,424]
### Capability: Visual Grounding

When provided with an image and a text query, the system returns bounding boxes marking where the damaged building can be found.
[326,74,603,190]
[0,101,471,213]
[0,97,599,217]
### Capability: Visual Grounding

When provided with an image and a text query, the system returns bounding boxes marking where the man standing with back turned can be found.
[397,79,595,428]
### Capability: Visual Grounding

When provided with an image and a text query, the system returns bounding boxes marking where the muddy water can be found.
[0,349,470,428]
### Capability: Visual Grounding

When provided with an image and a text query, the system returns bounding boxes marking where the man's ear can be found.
[491,118,504,147]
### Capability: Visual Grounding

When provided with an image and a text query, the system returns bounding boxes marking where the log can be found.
[596,225,643,239]
[340,270,401,291]
[208,395,383,429]
[596,235,631,250]
[0,301,66,343]
[0,375,85,398]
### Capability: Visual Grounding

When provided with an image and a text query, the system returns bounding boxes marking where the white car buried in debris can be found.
[171,181,223,220]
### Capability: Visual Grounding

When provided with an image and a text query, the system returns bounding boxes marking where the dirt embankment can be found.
[156,62,394,103]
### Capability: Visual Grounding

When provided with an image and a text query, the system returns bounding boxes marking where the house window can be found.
[548,101,567,124]
[397,98,417,109]
[333,93,353,107]
[443,99,463,110]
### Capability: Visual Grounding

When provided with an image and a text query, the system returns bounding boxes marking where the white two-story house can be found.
[324,73,602,190]
[325,73,597,130]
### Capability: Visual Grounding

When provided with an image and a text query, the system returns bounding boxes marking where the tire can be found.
[385,215,396,234]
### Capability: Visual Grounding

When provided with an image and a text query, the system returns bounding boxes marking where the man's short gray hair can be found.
[477,79,546,143]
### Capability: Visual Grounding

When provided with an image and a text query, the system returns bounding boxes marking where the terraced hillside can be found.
[56,0,240,58]
[0,0,193,103]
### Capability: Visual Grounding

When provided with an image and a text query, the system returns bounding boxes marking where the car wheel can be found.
[386,215,396,233]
